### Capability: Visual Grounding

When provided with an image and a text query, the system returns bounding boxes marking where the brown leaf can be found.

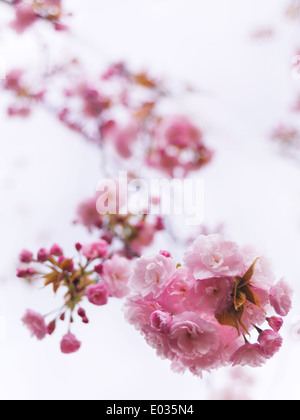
[133,102,155,120]
[244,286,263,310]
[216,307,240,334]
[234,290,247,311]
[134,73,156,89]
[238,258,260,288]
[44,271,59,287]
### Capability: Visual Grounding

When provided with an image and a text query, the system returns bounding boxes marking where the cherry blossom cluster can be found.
[124,235,293,376]
[3,0,68,33]
[76,193,164,259]
[18,242,132,354]
[2,60,213,177]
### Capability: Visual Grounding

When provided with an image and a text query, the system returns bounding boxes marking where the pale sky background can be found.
[0,0,300,400]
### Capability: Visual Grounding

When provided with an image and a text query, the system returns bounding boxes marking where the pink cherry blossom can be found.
[22,310,47,341]
[150,310,173,334]
[77,196,102,231]
[167,313,224,374]
[81,240,109,260]
[124,298,163,331]
[104,121,139,159]
[154,115,203,149]
[269,279,293,317]
[258,330,283,359]
[157,267,193,315]
[86,283,109,306]
[169,312,220,360]
[189,277,234,315]
[3,70,24,93]
[10,4,37,34]
[184,235,244,280]
[129,222,157,255]
[60,334,81,354]
[144,330,171,360]
[128,253,177,298]
[102,255,131,298]
[230,343,267,368]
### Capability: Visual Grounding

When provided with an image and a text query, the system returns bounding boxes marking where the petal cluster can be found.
[124,235,292,376]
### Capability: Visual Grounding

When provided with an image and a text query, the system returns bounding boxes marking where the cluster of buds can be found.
[18,241,132,354]
[6,0,68,33]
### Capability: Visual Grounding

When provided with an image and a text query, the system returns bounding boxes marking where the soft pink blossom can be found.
[230,343,267,368]
[10,4,37,34]
[77,196,102,231]
[60,333,81,354]
[169,312,220,360]
[22,310,47,341]
[184,235,244,280]
[258,330,283,359]
[81,240,109,260]
[129,253,176,298]
[150,311,173,334]
[269,279,293,317]
[154,116,203,149]
[189,277,234,315]
[106,122,139,159]
[157,267,193,315]
[102,255,131,298]
[124,298,163,331]
[129,223,157,255]
[86,283,109,306]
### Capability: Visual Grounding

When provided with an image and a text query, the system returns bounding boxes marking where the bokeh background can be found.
[0,0,300,400]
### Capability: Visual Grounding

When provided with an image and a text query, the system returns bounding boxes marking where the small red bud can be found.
[75,243,82,251]
[94,263,104,275]
[78,308,86,318]
[47,321,56,335]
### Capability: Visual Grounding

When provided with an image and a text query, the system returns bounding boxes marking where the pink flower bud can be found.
[19,249,33,263]
[47,321,56,336]
[94,263,104,275]
[82,240,109,260]
[86,283,109,306]
[77,308,86,318]
[60,333,81,354]
[75,243,82,251]
[266,317,284,332]
[37,248,49,262]
[17,268,36,278]
[50,244,64,257]
[160,250,172,258]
